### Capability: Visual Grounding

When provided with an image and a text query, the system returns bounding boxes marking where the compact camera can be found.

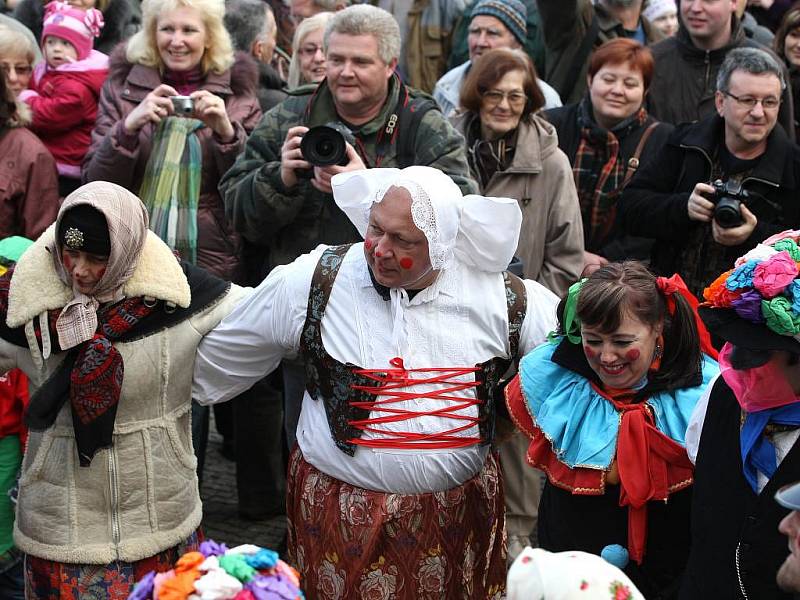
[170,95,194,115]
[710,179,750,229]
[298,122,356,175]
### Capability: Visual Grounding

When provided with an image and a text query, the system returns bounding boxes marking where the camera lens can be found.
[714,198,744,229]
[301,125,347,167]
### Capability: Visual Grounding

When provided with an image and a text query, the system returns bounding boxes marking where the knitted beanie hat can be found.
[642,0,677,22]
[42,1,104,61]
[470,0,527,46]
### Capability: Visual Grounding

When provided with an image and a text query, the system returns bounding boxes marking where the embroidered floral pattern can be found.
[415,551,446,596]
[316,557,346,600]
[287,447,506,599]
[358,560,401,600]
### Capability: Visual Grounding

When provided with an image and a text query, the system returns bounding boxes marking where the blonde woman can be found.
[286,10,332,89]
[84,0,261,283]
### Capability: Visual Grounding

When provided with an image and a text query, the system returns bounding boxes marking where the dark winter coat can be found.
[680,377,799,600]
[619,113,800,290]
[648,19,794,140]
[12,0,137,54]
[255,61,286,113]
[83,46,262,283]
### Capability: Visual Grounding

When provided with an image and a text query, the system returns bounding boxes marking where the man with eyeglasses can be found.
[620,48,800,299]
[432,0,561,118]
[647,0,794,139]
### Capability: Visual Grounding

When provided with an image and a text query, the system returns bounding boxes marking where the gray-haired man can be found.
[620,47,800,299]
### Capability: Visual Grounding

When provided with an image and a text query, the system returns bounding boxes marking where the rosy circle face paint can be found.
[399,257,414,270]
[364,238,374,251]
[583,345,596,359]
[625,349,640,361]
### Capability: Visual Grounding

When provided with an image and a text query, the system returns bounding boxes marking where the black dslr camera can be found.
[297,122,356,179]
[710,179,750,229]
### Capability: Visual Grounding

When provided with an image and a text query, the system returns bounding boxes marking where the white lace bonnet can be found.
[331,166,522,272]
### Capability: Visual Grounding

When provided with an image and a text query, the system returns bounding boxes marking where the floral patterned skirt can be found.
[24,530,203,599]
[287,447,506,600]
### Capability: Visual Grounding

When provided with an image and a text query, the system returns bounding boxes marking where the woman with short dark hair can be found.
[452,47,583,297]
[506,262,718,597]
[544,38,672,273]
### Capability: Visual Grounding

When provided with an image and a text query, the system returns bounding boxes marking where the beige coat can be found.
[452,113,584,297]
[0,227,247,564]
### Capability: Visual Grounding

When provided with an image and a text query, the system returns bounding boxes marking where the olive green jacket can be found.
[219,77,477,272]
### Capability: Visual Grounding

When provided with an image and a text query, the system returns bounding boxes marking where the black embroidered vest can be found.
[299,244,527,456]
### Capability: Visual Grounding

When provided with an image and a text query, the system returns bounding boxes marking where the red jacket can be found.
[0,369,29,446]
[21,50,109,177]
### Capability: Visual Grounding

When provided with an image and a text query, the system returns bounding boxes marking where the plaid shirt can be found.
[573,100,648,253]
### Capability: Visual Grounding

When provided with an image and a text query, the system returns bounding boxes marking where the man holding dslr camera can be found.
[220,3,474,449]
[620,47,800,298]
[220,4,475,275]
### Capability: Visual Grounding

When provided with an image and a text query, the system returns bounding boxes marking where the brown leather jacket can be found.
[83,47,262,283]
[0,103,60,241]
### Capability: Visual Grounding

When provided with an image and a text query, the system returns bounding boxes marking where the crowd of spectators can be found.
[6,0,800,597]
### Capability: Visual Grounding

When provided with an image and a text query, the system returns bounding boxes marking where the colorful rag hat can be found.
[42,1,104,61]
[470,0,527,45]
[699,230,800,353]
[642,0,676,22]
[127,539,303,600]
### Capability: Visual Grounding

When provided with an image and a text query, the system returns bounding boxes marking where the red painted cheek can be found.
[399,257,414,270]
[62,254,73,272]
[364,238,374,251]
[375,250,383,258]
[583,345,596,359]
[625,349,641,361]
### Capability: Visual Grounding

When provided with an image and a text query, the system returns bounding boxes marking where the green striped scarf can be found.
[139,116,203,264]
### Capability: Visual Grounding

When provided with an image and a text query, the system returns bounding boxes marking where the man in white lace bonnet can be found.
[194,166,560,597]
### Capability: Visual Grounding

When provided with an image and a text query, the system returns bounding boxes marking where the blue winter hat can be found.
[470,0,527,45]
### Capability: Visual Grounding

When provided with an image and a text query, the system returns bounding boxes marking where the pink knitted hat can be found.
[42,1,104,61]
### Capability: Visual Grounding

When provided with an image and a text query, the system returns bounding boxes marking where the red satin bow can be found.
[656,274,718,360]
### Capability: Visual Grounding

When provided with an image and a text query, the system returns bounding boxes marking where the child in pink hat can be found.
[18,1,109,197]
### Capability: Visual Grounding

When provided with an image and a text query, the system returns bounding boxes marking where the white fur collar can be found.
[7,225,191,328]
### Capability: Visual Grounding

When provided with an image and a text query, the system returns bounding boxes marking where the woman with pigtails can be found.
[505,262,719,599]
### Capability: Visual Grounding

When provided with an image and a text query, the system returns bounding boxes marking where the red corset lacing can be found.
[348,357,482,449]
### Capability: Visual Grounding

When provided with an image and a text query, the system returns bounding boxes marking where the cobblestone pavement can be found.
[199,424,287,552]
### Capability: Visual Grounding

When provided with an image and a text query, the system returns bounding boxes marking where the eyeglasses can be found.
[722,91,781,110]
[482,89,527,108]
[298,44,323,58]
[0,64,33,77]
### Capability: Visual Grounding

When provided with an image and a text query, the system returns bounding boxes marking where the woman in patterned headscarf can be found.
[0,181,247,599]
